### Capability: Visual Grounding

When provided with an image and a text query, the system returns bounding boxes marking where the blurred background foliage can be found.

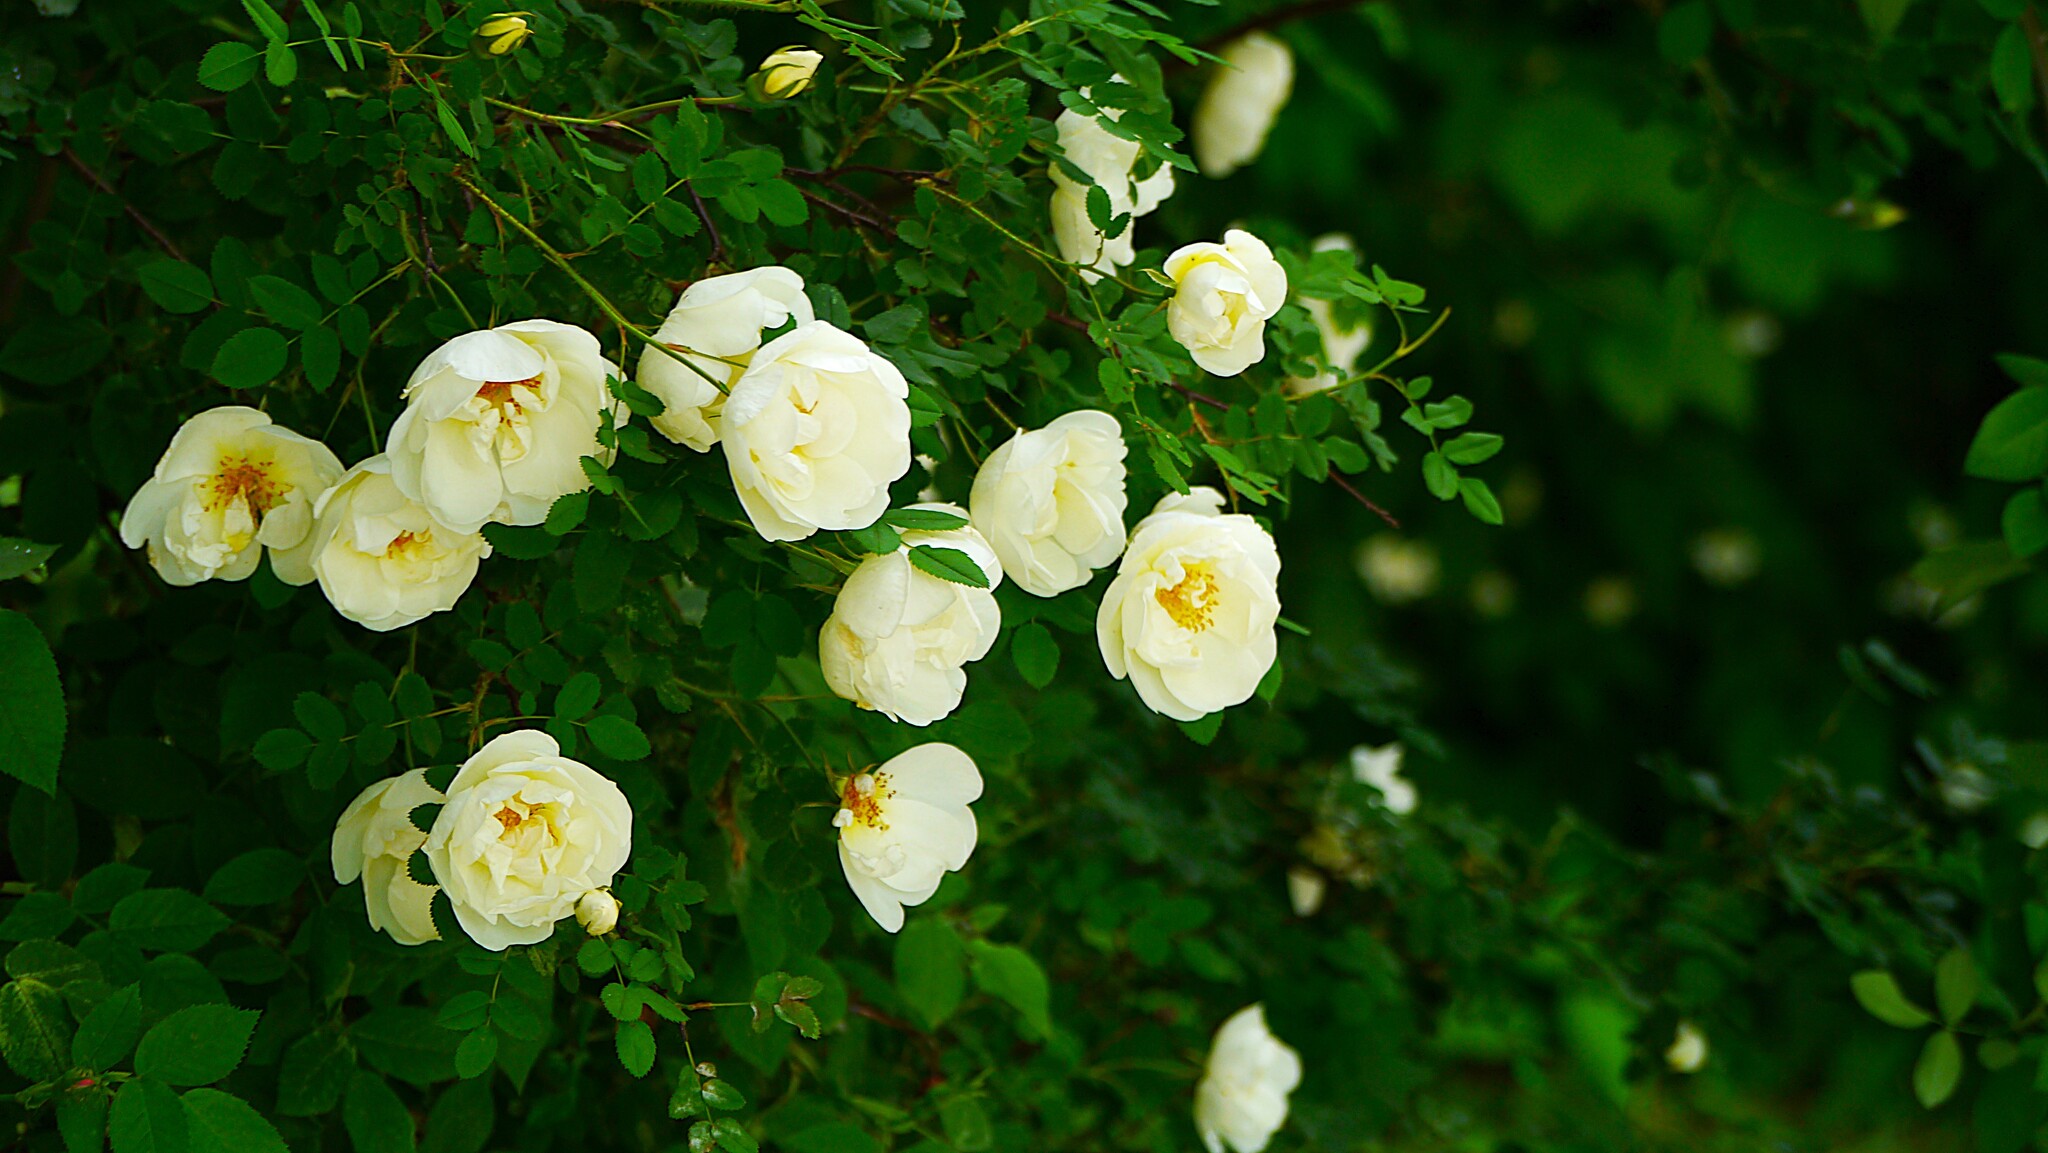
[3,0,2048,1151]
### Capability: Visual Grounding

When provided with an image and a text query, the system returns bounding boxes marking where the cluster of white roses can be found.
[331,729,633,950]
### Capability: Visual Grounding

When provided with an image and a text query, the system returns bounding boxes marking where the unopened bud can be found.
[478,13,532,57]
[575,888,620,936]
[752,46,824,100]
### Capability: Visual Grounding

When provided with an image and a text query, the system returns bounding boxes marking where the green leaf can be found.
[1856,0,1914,42]
[453,1030,496,1080]
[1657,0,1713,62]
[1010,623,1059,690]
[894,918,966,1029]
[209,328,289,391]
[253,728,311,771]
[110,889,229,953]
[1993,24,2036,114]
[0,609,65,793]
[2003,488,2048,558]
[882,507,970,531]
[1442,431,1503,465]
[203,849,304,906]
[73,984,143,1070]
[248,276,322,331]
[1913,1030,1962,1108]
[138,262,215,314]
[276,1031,353,1116]
[1458,477,1504,525]
[1997,353,2048,388]
[615,1020,655,1077]
[1934,948,1978,1026]
[135,1004,259,1086]
[939,1096,994,1153]
[344,1070,416,1153]
[0,977,68,1080]
[1421,451,1459,501]
[908,545,991,588]
[545,491,590,536]
[1850,970,1933,1028]
[111,1079,189,1153]
[182,1088,286,1153]
[555,672,602,721]
[968,942,1051,1039]
[1909,541,2030,612]
[263,39,297,87]
[0,536,56,580]
[197,43,261,92]
[433,93,476,158]
[1964,385,2048,481]
[585,715,651,761]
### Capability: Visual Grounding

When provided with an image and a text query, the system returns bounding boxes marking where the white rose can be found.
[1194,1004,1302,1153]
[1350,742,1416,815]
[387,319,622,534]
[119,406,343,587]
[1192,32,1295,179]
[1287,235,1372,396]
[968,410,1129,597]
[575,889,621,936]
[754,45,824,98]
[1048,95,1177,281]
[721,320,912,542]
[423,729,634,951]
[832,743,982,932]
[1097,487,1281,721]
[1285,866,1326,918]
[820,504,1002,726]
[331,768,445,946]
[308,456,492,633]
[1165,230,1288,377]
[637,267,815,451]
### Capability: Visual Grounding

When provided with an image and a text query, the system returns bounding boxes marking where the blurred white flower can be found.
[1939,764,1994,813]
[638,267,813,451]
[1665,1020,1708,1074]
[834,743,982,932]
[1355,533,1439,605]
[1097,487,1281,721]
[119,406,343,587]
[1194,1004,1302,1153]
[969,409,1129,596]
[1285,866,1325,917]
[331,768,444,946]
[1351,743,1416,815]
[386,320,621,534]
[1165,229,1288,376]
[1691,527,1761,587]
[1193,32,1294,178]
[819,504,1002,726]
[1286,235,1372,396]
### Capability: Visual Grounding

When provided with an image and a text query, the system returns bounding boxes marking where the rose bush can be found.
[2,1,2043,1151]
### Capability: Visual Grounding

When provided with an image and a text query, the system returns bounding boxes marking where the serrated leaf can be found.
[908,545,991,588]
[197,43,262,92]
[135,1004,259,1086]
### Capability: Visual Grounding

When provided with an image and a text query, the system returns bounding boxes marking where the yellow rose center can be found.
[476,374,541,410]
[837,771,893,831]
[1155,562,1220,633]
[383,530,431,560]
[207,455,281,516]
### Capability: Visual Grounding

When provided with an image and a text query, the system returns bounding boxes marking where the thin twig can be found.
[1326,468,1400,529]
[1168,381,1230,411]
[688,183,723,267]
[62,148,187,262]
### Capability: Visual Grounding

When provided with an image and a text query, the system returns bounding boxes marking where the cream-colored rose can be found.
[1193,32,1295,179]
[423,729,634,951]
[754,45,824,98]
[638,267,815,452]
[331,769,445,946]
[968,409,1128,597]
[1048,94,1177,281]
[832,743,982,932]
[1285,866,1326,918]
[1194,1004,1302,1153]
[721,320,912,542]
[308,456,491,633]
[1097,487,1280,721]
[119,406,343,587]
[1165,230,1288,377]
[1287,235,1372,396]
[820,504,1002,726]
[1350,742,1416,815]
[386,320,622,534]
[575,889,621,936]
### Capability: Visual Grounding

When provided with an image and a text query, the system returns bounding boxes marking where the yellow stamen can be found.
[1155,562,1219,633]
[207,456,280,515]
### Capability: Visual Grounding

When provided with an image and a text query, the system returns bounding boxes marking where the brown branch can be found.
[1168,381,1230,411]
[1046,310,1089,334]
[687,183,723,267]
[1326,467,1400,530]
[792,185,894,233]
[61,147,188,263]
